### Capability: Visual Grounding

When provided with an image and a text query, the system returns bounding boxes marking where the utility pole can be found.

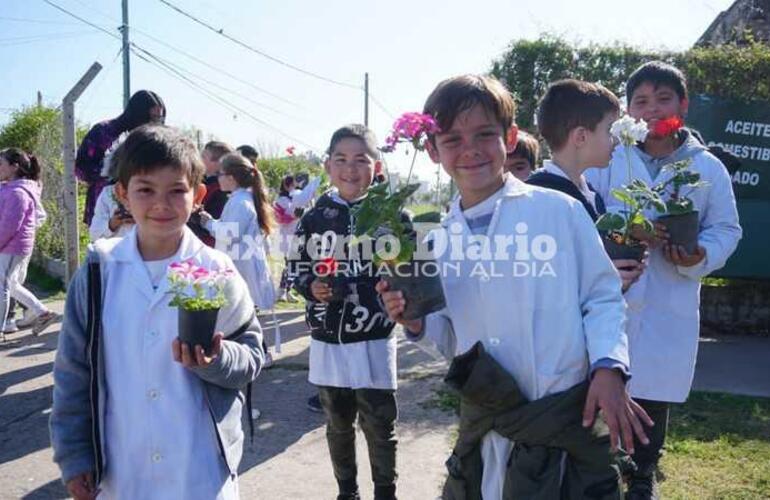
[37,91,42,108]
[121,0,130,108]
[364,72,369,126]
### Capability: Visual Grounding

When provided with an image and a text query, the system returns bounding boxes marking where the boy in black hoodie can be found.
[290,124,406,500]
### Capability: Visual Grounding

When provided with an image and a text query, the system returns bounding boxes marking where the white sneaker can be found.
[2,319,18,334]
[15,311,35,329]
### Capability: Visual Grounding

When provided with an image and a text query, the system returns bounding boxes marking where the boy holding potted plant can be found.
[50,125,265,499]
[527,78,645,292]
[289,124,404,500]
[585,61,742,498]
[379,74,651,500]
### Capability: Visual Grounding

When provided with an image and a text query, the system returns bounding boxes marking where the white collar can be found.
[443,173,530,227]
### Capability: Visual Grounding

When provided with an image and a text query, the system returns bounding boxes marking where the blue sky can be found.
[1,0,733,180]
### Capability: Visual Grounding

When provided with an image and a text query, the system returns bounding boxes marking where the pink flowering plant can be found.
[168,259,234,311]
[352,112,440,264]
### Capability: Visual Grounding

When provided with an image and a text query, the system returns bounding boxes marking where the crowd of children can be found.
[0,59,734,500]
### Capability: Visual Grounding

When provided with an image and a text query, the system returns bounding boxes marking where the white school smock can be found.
[89,185,133,241]
[420,174,628,500]
[94,227,244,500]
[585,145,741,402]
[206,188,276,309]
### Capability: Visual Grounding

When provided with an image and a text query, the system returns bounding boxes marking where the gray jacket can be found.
[49,247,264,485]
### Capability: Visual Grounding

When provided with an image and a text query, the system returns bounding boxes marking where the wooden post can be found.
[62,62,102,283]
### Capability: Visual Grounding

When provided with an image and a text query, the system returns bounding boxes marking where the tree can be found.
[490,34,770,130]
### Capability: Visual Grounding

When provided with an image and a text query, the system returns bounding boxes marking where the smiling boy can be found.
[585,61,742,499]
[51,125,264,500]
[379,74,651,499]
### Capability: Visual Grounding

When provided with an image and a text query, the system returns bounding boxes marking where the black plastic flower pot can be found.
[657,211,699,254]
[384,261,446,321]
[178,307,219,353]
[602,236,646,262]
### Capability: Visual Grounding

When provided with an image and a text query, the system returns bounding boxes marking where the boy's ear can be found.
[425,139,440,164]
[115,182,129,207]
[570,126,588,149]
[373,160,383,176]
[679,97,689,118]
[323,158,331,175]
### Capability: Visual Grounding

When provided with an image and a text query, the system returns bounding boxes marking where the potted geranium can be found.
[596,116,663,260]
[596,179,667,261]
[168,259,233,353]
[654,158,706,254]
[352,112,446,320]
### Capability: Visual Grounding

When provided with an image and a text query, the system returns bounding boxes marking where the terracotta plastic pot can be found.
[384,261,446,320]
[658,211,699,254]
[178,307,219,353]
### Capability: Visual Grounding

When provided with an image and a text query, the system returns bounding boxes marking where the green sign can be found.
[687,94,770,279]
[687,94,770,200]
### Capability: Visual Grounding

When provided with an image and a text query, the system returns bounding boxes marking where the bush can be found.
[0,106,90,262]
[491,34,770,130]
[258,155,326,193]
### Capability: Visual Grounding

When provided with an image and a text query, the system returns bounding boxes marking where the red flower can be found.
[650,116,684,138]
[286,146,296,156]
[315,257,338,277]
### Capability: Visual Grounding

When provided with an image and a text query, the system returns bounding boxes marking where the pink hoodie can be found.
[0,179,43,255]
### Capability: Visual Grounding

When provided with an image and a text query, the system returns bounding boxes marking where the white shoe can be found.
[15,311,35,329]
[2,319,18,334]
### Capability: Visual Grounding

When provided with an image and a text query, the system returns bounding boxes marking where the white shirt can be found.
[89,185,133,242]
[98,229,238,499]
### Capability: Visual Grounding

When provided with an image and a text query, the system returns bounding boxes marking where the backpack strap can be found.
[86,259,104,484]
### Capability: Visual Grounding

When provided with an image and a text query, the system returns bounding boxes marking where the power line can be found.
[129,43,323,126]
[0,15,80,25]
[40,0,320,149]
[0,31,101,47]
[130,45,319,151]
[41,0,121,40]
[41,0,302,109]
[369,93,398,121]
[156,0,362,91]
[0,30,98,42]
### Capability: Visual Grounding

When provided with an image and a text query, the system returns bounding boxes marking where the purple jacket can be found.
[0,179,43,255]
[75,119,123,225]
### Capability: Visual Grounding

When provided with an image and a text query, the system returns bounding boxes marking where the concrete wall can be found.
[701,281,770,335]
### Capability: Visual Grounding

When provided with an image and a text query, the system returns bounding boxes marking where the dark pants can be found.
[632,399,670,474]
[318,386,398,499]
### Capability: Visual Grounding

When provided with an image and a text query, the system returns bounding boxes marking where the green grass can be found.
[660,392,770,499]
[425,389,770,499]
[24,261,66,302]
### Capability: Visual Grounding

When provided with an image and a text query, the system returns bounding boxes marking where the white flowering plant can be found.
[167,259,233,311]
[611,115,649,147]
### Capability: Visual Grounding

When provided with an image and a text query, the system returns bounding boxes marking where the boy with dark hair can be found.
[504,130,539,180]
[528,78,644,291]
[188,140,234,246]
[290,124,403,500]
[586,61,742,499]
[236,144,259,166]
[51,125,264,499]
[379,74,651,500]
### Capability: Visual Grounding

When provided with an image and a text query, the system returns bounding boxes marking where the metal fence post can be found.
[62,62,102,283]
